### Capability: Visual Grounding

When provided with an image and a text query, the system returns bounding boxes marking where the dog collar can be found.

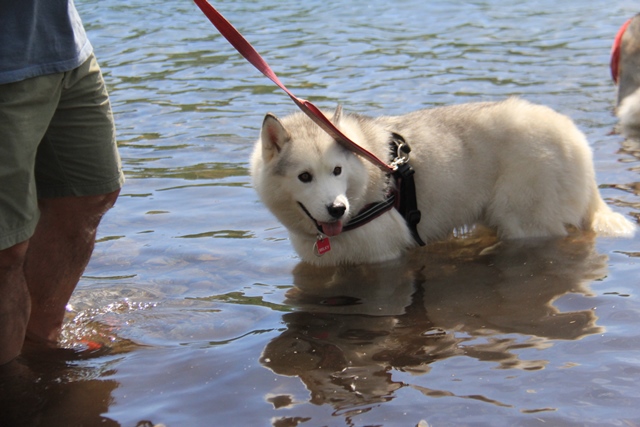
[300,195,397,237]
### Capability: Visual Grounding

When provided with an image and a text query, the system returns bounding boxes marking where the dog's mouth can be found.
[298,202,344,237]
[318,220,343,237]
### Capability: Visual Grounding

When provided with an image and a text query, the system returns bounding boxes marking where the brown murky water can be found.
[2,0,640,426]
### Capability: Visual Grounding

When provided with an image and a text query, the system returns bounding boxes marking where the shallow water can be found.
[4,0,640,426]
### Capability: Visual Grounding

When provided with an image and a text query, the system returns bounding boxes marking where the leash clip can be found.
[389,133,411,171]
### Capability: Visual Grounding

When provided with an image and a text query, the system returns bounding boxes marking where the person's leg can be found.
[0,71,62,366]
[0,189,120,364]
[24,190,120,344]
[0,242,31,365]
[25,54,124,345]
[0,54,123,365]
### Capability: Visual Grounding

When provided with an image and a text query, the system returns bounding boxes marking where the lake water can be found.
[4,0,640,426]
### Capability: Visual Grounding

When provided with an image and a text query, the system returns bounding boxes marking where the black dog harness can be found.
[388,133,426,246]
[323,132,425,246]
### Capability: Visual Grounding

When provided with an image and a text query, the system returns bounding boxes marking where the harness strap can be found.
[343,193,396,232]
[334,171,425,246]
[340,135,426,246]
[393,163,426,246]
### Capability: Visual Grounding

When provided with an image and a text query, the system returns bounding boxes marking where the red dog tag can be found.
[314,235,331,256]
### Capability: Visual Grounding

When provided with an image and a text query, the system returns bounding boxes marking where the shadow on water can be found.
[0,348,120,426]
[261,231,607,421]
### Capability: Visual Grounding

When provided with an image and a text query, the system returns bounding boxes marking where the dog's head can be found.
[251,106,369,237]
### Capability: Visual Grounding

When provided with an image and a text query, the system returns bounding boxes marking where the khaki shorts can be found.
[0,53,124,250]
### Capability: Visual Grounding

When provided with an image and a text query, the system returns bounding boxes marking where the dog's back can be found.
[378,98,635,240]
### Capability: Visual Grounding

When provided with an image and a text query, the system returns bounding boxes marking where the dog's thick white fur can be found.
[251,98,636,265]
[618,88,640,138]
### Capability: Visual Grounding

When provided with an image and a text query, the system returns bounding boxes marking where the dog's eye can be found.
[333,166,342,176]
[298,172,313,183]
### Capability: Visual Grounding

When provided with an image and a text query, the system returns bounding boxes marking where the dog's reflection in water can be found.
[261,232,607,412]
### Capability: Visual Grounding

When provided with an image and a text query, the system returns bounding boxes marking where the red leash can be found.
[193,0,395,174]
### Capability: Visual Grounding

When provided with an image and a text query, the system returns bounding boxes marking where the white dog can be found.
[251,98,636,265]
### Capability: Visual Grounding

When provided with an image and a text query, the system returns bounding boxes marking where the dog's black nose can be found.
[327,202,346,219]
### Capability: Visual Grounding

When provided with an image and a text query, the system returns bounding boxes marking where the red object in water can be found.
[611,18,633,83]
[80,339,103,351]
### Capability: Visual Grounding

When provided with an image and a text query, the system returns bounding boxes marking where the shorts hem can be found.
[37,173,125,199]
[0,216,40,251]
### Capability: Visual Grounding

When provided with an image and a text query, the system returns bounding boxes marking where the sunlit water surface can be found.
[4,1,640,426]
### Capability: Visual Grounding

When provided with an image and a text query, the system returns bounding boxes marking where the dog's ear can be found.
[332,104,343,124]
[261,113,290,162]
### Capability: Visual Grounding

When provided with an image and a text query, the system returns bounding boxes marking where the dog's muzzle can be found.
[298,202,345,237]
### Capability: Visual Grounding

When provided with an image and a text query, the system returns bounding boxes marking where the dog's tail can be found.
[588,188,636,237]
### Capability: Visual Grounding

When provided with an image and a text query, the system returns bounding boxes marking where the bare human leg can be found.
[0,242,31,365]
[0,190,119,365]
[24,190,120,345]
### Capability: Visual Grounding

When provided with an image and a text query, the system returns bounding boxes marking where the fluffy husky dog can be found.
[251,98,636,265]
